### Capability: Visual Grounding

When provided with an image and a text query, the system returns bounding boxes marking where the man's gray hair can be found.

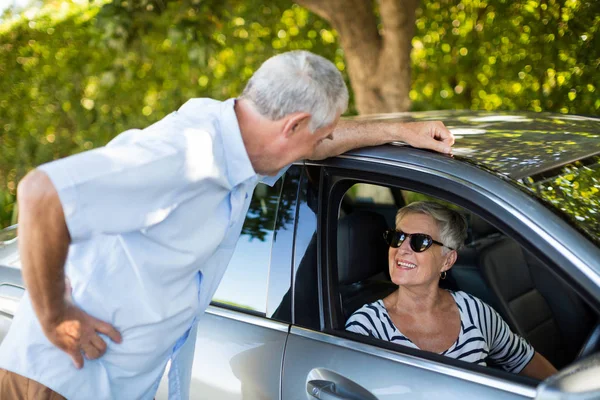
[395,201,468,252]
[240,50,349,132]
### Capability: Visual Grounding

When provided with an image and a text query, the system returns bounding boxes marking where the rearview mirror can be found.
[535,353,600,399]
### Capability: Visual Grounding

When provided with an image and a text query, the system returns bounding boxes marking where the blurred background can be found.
[0,0,599,228]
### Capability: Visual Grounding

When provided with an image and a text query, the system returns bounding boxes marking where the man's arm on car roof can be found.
[309,120,454,160]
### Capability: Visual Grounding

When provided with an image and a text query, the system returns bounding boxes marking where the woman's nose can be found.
[397,238,413,253]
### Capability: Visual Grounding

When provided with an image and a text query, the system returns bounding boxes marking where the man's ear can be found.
[282,112,311,137]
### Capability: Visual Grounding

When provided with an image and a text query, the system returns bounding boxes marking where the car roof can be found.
[346,110,600,179]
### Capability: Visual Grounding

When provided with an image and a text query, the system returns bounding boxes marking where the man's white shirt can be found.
[0,98,285,399]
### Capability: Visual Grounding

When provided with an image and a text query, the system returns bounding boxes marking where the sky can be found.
[0,0,36,18]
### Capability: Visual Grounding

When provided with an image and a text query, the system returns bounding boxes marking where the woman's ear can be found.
[282,112,311,137]
[442,249,458,272]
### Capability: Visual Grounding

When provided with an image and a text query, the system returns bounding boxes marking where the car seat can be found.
[479,236,597,368]
[337,211,397,319]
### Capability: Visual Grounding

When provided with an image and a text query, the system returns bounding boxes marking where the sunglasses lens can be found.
[385,230,405,248]
[385,230,435,252]
[410,234,432,252]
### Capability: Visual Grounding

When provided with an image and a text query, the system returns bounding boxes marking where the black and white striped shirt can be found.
[345,291,535,373]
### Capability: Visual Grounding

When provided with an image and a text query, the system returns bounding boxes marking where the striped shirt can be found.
[345,291,534,373]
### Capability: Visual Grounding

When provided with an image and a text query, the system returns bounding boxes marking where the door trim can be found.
[207,305,290,333]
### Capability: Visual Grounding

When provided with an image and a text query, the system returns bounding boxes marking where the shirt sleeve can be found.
[38,126,224,242]
[479,300,535,373]
[345,307,378,338]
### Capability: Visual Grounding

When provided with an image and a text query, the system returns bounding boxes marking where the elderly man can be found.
[0,50,453,399]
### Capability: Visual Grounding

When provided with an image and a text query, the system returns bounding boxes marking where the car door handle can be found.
[307,380,349,400]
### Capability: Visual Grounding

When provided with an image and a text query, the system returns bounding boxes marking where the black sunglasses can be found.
[383,229,454,252]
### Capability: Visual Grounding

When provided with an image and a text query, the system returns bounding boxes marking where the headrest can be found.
[337,211,390,285]
[467,213,500,243]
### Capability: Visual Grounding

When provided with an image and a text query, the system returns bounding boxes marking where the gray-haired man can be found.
[0,50,454,399]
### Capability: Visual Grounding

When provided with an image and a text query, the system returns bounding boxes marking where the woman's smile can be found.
[396,259,417,270]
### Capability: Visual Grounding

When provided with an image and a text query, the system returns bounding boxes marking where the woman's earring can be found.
[440,271,447,280]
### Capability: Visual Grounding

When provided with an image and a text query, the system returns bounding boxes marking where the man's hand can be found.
[41,280,122,369]
[390,121,455,154]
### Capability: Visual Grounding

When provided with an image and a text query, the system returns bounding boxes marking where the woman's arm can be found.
[519,351,557,380]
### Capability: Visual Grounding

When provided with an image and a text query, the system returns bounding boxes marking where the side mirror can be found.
[535,353,600,399]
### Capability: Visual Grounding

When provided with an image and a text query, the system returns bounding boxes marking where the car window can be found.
[520,155,600,245]
[345,183,395,205]
[332,180,597,377]
[212,178,284,315]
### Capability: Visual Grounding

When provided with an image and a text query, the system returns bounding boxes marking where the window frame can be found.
[310,155,600,389]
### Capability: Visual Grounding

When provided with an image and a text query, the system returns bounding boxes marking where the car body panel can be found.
[155,307,288,400]
[283,328,534,400]
[350,111,600,179]
[0,226,19,270]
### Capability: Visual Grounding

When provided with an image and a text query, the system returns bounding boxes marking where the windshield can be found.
[520,155,600,245]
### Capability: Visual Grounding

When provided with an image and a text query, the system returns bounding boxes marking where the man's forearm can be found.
[309,119,453,160]
[309,120,409,160]
[18,169,70,328]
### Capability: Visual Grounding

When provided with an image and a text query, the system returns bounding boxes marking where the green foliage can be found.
[0,0,341,227]
[1,0,598,228]
[411,0,600,113]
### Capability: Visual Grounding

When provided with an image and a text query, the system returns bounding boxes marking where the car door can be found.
[281,155,600,400]
[155,166,303,400]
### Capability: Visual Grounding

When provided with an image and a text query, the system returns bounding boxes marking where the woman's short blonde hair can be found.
[395,201,468,251]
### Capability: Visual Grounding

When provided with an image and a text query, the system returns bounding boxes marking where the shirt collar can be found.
[219,98,258,187]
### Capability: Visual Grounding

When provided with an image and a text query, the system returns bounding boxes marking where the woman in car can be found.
[345,201,557,380]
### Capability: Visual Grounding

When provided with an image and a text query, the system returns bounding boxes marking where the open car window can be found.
[333,182,598,379]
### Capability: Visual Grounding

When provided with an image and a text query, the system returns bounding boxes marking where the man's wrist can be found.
[383,121,413,143]
[37,299,69,331]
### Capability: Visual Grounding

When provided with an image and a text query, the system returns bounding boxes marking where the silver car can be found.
[1,111,600,399]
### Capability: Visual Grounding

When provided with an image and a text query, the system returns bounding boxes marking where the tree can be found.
[0,0,598,229]
[295,0,599,115]
[295,0,417,114]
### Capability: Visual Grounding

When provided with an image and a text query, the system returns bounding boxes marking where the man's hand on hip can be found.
[42,281,122,369]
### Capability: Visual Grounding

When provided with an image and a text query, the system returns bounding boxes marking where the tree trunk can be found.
[295,0,417,114]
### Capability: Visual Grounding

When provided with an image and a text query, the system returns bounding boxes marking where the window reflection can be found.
[267,166,302,319]
[212,179,284,314]
[521,155,600,244]
[271,166,321,329]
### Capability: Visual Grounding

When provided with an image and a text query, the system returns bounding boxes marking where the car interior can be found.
[335,183,600,373]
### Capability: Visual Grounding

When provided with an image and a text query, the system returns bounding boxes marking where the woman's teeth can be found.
[397,261,417,269]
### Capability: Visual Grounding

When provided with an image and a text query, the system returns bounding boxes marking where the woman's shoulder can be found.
[347,299,388,321]
[450,290,496,312]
